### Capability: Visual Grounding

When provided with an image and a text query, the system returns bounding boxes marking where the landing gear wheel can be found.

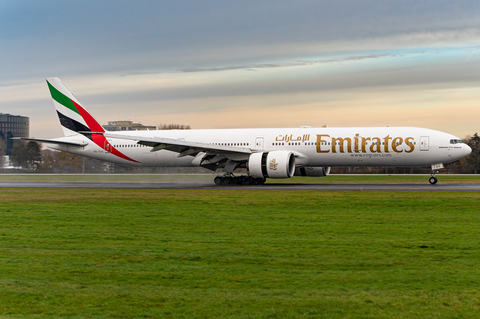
[214,176,223,185]
[429,176,438,185]
[215,175,265,186]
[252,178,266,185]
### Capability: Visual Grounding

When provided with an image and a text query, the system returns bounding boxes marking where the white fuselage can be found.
[48,126,470,169]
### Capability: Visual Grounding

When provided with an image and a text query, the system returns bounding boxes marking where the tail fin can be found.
[47,78,105,137]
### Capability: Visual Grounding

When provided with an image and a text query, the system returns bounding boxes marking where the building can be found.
[0,113,29,155]
[103,120,156,131]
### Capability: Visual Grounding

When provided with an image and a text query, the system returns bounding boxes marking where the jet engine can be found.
[294,166,331,177]
[248,151,295,179]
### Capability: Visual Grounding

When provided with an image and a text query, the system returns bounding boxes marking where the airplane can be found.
[17,78,472,185]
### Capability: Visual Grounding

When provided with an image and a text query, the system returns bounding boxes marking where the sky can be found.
[0,0,479,139]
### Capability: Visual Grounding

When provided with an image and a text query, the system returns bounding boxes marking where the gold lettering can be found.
[332,137,352,153]
[405,137,414,153]
[316,135,330,153]
[383,135,392,153]
[308,134,415,154]
[370,137,382,153]
[275,135,284,141]
[362,137,371,153]
[354,134,360,153]
[392,137,403,153]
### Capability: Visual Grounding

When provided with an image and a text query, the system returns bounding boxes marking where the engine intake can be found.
[294,166,331,177]
[248,151,295,179]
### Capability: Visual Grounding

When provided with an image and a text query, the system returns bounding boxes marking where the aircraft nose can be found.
[465,144,472,156]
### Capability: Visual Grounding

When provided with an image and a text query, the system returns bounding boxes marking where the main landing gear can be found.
[214,175,266,186]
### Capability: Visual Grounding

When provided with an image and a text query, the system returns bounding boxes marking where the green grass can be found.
[0,173,479,184]
[0,189,480,318]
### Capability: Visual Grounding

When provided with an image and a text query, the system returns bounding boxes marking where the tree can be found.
[11,141,27,168]
[57,151,85,173]
[39,149,59,172]
[465,133,480,174]
[11,141,42,171]
[158,123,191,130]
[0,139,6,169]
[25,141,42,170]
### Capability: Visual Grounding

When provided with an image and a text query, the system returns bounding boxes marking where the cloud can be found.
[1,1,480,82]
[179,53,401,73]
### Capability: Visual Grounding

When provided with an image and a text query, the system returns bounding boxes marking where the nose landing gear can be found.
[429,163,444,185]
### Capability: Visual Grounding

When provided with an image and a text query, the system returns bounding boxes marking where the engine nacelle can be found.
[248,151,295,179]
[294,166,331,177]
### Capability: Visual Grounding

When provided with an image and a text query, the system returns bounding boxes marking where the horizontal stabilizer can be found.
[11,137,88,147]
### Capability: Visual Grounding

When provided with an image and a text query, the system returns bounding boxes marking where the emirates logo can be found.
[269,158,278,171]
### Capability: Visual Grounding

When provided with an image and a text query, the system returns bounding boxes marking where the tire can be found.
[214,176,223,185]
[429,177,438,185]
[253,178,265,185]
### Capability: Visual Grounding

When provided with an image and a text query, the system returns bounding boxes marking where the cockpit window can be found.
[450,139,464,144]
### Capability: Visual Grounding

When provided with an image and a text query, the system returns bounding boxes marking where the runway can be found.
[0,181,479,191]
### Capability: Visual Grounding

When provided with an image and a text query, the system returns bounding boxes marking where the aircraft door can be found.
[255,137,264,150]
[420,136,429,151]
[104,140,112,153]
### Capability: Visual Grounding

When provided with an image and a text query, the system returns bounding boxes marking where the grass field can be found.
[1,189,480,318]
[0,173,480,184]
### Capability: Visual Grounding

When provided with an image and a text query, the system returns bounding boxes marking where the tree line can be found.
[157,123,191,130]
[1,133,479,174]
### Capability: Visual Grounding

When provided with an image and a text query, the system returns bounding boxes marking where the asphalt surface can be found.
[0,182,479,191]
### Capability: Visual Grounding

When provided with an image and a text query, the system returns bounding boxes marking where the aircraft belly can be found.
[309,152,389,166]
[308,150,436,167]
[141,150,196,167]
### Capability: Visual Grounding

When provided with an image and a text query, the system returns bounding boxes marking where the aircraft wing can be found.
[103,132,254,161]
[11,137,88,147]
